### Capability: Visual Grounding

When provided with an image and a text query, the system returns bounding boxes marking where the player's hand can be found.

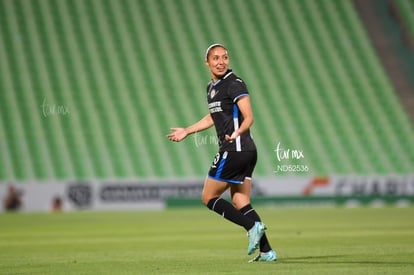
[225,131,239,143]
[167,128,188,142]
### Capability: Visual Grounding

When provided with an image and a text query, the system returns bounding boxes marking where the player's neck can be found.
[211,70,231,83]
[211,75,220,83]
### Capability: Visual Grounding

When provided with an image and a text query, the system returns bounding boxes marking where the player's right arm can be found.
[167,114,214,142]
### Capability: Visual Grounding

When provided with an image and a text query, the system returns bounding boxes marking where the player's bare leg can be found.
[201,177,229,206]
[202,177,266,255]
[202,177,254,230]
[231,178,277,262]
[230,177,252,210]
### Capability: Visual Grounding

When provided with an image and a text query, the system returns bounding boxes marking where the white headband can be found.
[205,43,226,60]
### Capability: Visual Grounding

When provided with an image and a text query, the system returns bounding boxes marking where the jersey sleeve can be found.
[228,78,249,102]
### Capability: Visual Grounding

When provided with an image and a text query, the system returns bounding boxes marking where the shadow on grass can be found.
[280,255,414,266]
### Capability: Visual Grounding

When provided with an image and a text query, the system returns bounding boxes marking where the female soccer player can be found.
[167,44,277,262]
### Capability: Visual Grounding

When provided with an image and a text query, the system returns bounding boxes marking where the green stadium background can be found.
[0,0,413,209]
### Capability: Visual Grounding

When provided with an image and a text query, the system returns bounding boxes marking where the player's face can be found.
[205,47,229,81]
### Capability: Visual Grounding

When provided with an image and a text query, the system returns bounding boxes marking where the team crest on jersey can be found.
[210,89,217,99]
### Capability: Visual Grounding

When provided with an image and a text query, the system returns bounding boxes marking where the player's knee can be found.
[201,187,220,206]
[232,198,250,210]
[204,197,221,211]
[201,192,210,206]
[232,201,243,210]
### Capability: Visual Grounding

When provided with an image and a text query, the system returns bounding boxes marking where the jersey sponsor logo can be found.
[208,101,223,113]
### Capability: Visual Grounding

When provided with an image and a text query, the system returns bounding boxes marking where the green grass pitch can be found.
[1,206,414,274]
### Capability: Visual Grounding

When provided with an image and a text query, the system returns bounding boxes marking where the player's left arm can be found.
[225,96,254,142]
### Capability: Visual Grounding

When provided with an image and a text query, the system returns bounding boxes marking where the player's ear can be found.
[205,60,209,67]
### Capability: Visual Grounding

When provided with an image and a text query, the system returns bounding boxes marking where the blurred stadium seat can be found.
[396,0,414,38]
[0,0,413,181]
